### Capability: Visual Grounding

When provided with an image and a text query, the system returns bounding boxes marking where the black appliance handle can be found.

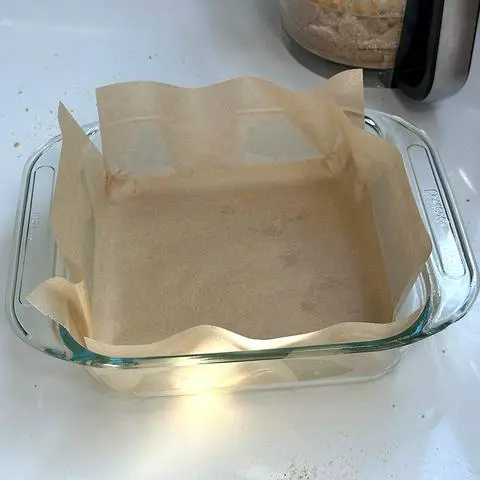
[394,0,480,102]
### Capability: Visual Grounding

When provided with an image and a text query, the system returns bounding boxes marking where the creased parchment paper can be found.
[28,71,431,369]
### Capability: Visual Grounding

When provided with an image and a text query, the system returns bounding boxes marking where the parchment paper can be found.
[28,70,432,361]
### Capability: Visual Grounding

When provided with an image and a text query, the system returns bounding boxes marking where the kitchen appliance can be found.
[281,0,480,101]
[6,112,478,396]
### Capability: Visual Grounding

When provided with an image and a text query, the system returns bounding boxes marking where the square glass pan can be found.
[6,110,479,394]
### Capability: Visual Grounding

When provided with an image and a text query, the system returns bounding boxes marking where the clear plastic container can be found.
[280,0,406,69]
[6,111,478,396]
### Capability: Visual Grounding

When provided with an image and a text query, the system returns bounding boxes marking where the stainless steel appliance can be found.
[281,0,480,101]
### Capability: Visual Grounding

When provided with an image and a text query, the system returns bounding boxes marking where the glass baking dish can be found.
[6,110,478,396]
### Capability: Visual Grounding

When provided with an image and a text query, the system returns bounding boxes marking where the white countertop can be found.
[1,1,479,479]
